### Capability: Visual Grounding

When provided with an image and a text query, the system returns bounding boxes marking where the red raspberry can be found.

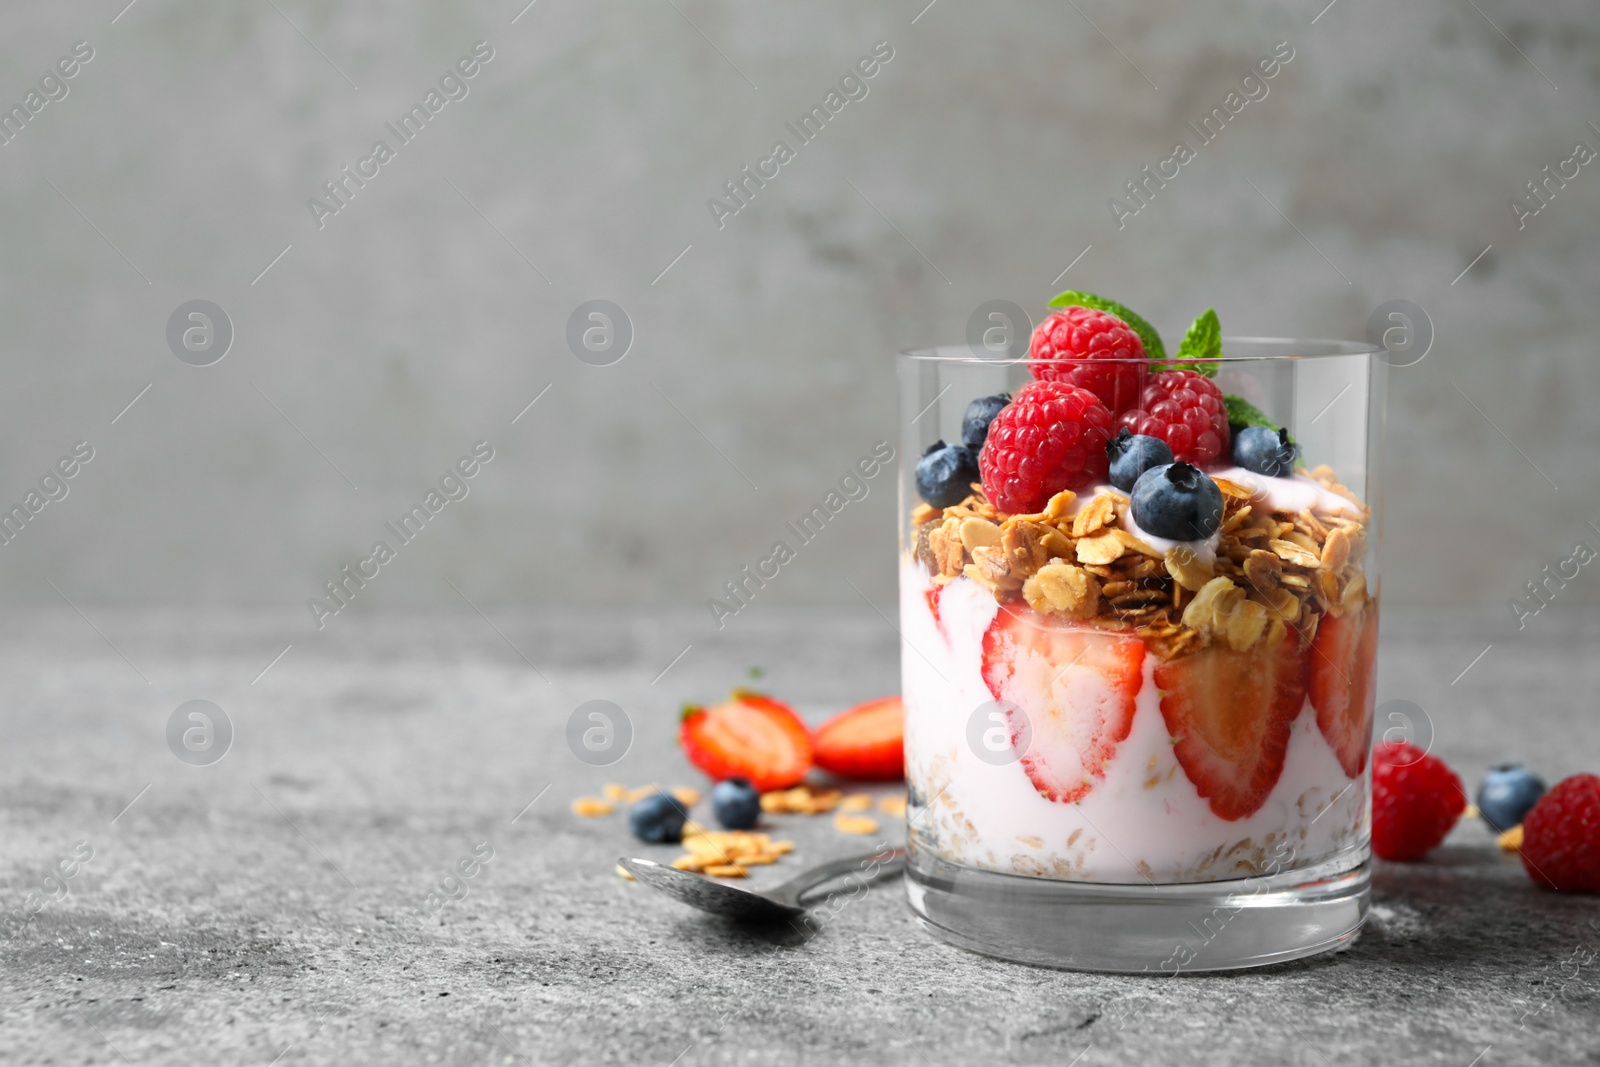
[1118,370,1230,466]
[978,380,1113,514]
[1028,306,1148,414]
[1371,741,1467,861]
[1520,774,1600,892]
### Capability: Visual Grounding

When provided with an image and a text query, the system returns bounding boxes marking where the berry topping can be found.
[629,792,690,844]
[977,380,1114,514]
[915,440,980,509]
[981,608,1145,804]
[1309,603,1378,778]
[1154,628,1307,821]
[1047,290,1167,362]
[1232,425,1300,478]
[1129,462,1224,541]
[1117,369,1230,466]
[710,777,761,830]
[1105,427,1174,492]
[1477,763,1548,833]
[679,690,813,793]
[812,696,905,781]
[1520,774,1600,892]
[961,393,1011,452]
[1371,741,1467,861]
[1027,305,1148,413]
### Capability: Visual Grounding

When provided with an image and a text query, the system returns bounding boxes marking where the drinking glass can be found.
[897,339,1386,972]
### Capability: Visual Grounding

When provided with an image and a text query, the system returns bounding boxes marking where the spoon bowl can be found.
[619,846,905,924]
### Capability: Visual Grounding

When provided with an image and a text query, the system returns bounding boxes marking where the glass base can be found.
[905,843,1369,974]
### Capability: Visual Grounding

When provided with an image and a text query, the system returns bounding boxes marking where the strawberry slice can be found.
[924,587,942,628]
[679,690,812,792]
[1309,605,1378,778]
[813,696,904,780]
[980,607,1144,803]
[1154,632,1308,821]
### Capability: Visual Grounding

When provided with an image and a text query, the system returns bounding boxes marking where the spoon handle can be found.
[769,846,906,907]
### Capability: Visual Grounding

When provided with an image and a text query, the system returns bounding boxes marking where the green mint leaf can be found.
[1169,308,1221,377]
[1046,290,1166,363]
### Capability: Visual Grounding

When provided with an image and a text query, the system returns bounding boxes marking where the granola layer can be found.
[910,464,1372,660]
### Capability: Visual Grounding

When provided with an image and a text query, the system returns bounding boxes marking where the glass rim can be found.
[900,336,1382,364]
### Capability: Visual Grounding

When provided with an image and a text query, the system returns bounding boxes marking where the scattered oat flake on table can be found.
[668,829,790,876]
[603,783,628,801]
[834,813,879,835]
[625,785,660,803]
[572,797,614,817]
[615,864,635,881]
[1498,825,1524,851]
[672,787,701,807]
[878,795,907,816]
[761,784,845,815]
[840,794,873,811]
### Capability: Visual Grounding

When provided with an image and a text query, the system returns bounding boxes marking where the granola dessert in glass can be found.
[897,294,1385,972]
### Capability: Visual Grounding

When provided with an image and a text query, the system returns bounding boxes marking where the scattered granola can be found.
[666,826,796,878]
[760,784,844,815]
[579,785,700,819]
[834,813,880,836]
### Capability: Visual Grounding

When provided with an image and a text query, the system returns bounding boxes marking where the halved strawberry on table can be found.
[813,696,904,780]
[680,690,813,792]
[981,606,1145,803]
[1155,631,1308,821]
[1309,604,1378,778]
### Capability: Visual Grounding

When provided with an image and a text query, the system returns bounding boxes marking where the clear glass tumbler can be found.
[897,339,1386,972]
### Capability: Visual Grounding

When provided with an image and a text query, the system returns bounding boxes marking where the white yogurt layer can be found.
[1121,508,1221,565]
[1207,466,1360,517]
[900,563,1367,884]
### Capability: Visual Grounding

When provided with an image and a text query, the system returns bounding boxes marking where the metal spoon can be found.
[618,846,906,923]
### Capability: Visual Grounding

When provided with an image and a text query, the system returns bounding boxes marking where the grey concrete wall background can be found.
[0,0,1596,625]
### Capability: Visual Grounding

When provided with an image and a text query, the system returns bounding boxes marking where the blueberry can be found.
[1105,428,1174,492]
[961,393,1011,451]
[628,792,689,844]
[1130,462,1224,541]
[915,440,980,509]
[711,777,761,830]
[1231,425,1299,478]
[1476,764,1547,832]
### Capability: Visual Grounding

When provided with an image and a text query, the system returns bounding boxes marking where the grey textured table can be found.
[2,607,1597,1065]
